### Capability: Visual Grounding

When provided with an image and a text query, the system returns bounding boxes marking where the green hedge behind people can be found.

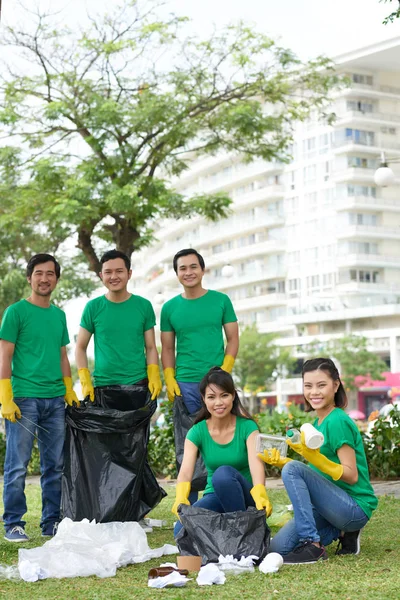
[0,254,78,542]
[260,357,378,564]
[160,249,239,503]
[172,367,272,537]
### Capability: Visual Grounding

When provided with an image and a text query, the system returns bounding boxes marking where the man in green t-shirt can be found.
[161,248,239,414]
[0,254,78,542]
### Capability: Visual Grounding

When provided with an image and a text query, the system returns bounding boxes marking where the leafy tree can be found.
[380,0,400,24]
[0,1,340,275]
[233,324,295,392]
[303,334,387,391]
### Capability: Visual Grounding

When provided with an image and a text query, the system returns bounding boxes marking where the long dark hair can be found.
[302,357,348,412]
[194,367,256,425]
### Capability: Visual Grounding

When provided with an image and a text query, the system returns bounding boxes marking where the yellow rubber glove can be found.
[221,354,235,373]
[258,447,292,469]
[63,377,80,407]
[171,481,191,518]
[287,431,344,481]
[250,484,273,517]
[147,364,162,400]
[0,379,21,423]
[78,368,94,402]
[163,368,181,402]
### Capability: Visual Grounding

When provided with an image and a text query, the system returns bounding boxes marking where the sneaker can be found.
[139,519,153,533]
[335,530,361,555]
[284,541,328,564]
[42,522,59,538]
[4,526,29,543]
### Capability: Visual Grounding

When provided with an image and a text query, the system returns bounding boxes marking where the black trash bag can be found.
[176,505,270,565]
[173,395,207,492]
[61,385,166,523]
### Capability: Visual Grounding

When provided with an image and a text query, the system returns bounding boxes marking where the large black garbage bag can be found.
[176,505,270,565]
[62,385,166,523]
[173,395,207,492]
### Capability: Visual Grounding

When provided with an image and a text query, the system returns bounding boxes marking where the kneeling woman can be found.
[172,367,272,535]
[260,357,377,564]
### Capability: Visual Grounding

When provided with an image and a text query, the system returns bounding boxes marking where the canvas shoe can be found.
[4,526,29,543]
[42,522,59,538]
[335,530,361,555]
[284,541,328,564]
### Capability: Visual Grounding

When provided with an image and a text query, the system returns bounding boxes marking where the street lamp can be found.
[153,292,165,305]
[374,152,399,187]
[221,264,234,278]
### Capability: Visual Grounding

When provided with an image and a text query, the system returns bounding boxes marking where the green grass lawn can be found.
[0,483,399,600]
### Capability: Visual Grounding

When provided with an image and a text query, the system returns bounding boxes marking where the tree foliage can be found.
[233,324,295,392]
[0,0,341,277]
[380,0,400,24]
[303,334,387,390]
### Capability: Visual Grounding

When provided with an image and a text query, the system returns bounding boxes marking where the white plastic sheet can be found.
[196,563,226,586]
[18,518,178,582]
[217,554,258,575]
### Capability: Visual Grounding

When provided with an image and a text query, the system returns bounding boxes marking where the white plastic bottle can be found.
[300,423,324,449]
[286,429,301,444]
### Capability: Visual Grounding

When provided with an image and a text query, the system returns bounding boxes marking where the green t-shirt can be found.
[80,294,156,386]
[160,290,237,382]
[186,416,258,495]
[0,300,69,398]
[311,408,378,518]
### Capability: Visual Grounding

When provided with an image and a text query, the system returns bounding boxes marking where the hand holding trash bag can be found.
[258,447,292,469]
[163,368,181,402]
[78,368,94,402]
[171,482,191,518]
[286,431,343,481]
[63,377,80,407]
[147,364,162,400]
[250,484,273,517]
[0,379,21,422]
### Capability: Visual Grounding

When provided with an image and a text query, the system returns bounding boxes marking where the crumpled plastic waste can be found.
[18,518,178,582]
[217,554,258,574]
[259,553,284,574]
[196,563,226,586]
[148,571,191,588]
[267,504,293,527]
[0,565,21,581]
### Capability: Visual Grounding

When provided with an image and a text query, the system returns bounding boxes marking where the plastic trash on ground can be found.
[18,518,178,581]
[148,571,190,588]
[267,504,293,528]
[196,563,226,586]
[173,395,207,492]
[0,564,21,580]
[259,552,284,574]
[217,554,257,574]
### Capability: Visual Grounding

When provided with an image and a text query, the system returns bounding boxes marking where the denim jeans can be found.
[3,396,66,531]
[269,460,369,555]
[174,465,255,537]
[177,381,202,504]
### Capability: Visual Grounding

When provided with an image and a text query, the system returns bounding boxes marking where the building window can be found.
[349,213,378,226]
[347,100,374,113]
[351,74,373,85]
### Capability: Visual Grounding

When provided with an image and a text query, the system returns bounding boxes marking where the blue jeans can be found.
[269,461,369,555]
[174,465,255,537]
[177,381,202,503]
[3,396,66,531]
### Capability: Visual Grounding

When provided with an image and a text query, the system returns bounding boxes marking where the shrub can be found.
[147,400,177,479]
[363,406,400,479]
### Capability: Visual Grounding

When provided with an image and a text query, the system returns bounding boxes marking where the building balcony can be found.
[233,184,285,207]
[336,281,400,294]
[344,82,400,98]
[336,110,400,126]
[286,302,400,326]
[335,195,400,212]
[203,239,286,269]
[336,253,400,268]
[233,292,287,313]
[336,224,400,240]
[205,266,288,291]
[332,168,376,183]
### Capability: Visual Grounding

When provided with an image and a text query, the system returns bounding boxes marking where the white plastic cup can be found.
[300,423,324,449]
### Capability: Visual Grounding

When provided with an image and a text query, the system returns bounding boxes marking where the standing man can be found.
[0,254,78,542]
[75,249,162,404]
[161,248,239,413]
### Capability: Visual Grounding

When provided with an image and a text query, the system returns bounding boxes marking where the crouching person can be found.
[172,367,272,536]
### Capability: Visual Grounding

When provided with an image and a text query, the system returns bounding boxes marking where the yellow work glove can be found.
[221,354,235,373]
[287,431,343,481]
[258,447,292,469]
[0,379,21,423]
[147,364,162,400]
[78,368,94,402]
[171,481,191,518]
[163,368,181,402]
[250,484,273,517]
[63,377,80,407]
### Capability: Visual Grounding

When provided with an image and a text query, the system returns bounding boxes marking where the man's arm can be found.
[223,321,239,359]
[0,340,21,422]
[0,339,14,379]
[161,331,176,370]
[60,346,72,378]
[144,328,162,400]
[75,327,92,369]
[144,328,159,365]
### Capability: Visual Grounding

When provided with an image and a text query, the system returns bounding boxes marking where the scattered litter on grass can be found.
[148,571,191,588]
[196,563,226,586]
[0,565,21,580]
[259,553,284,574]
[217,554,258,574]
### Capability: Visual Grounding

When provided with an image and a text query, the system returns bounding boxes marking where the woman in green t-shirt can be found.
[260,357,378,565]
[171,367,272,537]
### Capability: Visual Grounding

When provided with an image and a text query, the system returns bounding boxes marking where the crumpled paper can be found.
[18,518,178,582]
[148,571,190,588]
[196,563,226,586]
[217,555,258,574]
[259,553,284,574]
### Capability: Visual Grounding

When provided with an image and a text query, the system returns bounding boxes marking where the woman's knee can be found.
[212,465,236,487]
[281,459,305,482]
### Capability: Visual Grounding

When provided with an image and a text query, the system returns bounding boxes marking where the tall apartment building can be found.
[131,38,400,402]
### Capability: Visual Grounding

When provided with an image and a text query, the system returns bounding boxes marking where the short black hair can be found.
[26,254,61,279]
[173,248,205,273]
[100,250,131,272]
